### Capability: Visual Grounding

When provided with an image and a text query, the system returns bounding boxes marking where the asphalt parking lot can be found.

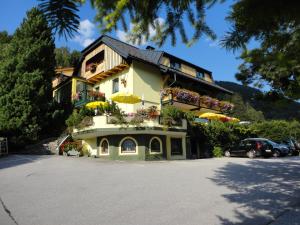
[0,155,300,225]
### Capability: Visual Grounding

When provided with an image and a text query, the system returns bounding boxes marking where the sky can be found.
[0,0,243,83]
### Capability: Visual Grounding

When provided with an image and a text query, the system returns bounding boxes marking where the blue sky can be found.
[1,0,242,83]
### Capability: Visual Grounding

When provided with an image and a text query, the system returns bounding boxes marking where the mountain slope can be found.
[216,81,300,120]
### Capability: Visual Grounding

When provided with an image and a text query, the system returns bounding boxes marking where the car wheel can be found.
[247,150,256,159]
[273,149,280,158]
[224,150,231,157]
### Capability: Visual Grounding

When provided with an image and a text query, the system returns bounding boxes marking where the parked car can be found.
[279,139,300,156]
[224,138,289,158]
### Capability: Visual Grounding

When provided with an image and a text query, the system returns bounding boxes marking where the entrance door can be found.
[190,139,198,159]
[171,138,183,156]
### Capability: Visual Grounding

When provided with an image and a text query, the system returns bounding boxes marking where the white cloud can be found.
[73,19,96,47]
[116,18,165,46]
[205,37,219,48]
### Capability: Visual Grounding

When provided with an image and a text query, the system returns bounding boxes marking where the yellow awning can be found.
[86,101,108,109]
[111,92,141,104]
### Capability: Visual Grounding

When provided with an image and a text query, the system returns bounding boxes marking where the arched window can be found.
[120,137,138,154]
[149,137,162,154]
[100,138,109,155]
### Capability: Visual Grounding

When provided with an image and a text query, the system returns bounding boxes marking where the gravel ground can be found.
[0,155,300,225]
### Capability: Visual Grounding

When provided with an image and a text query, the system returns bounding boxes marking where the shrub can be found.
[250,120,300,142]
[81,144,90,157]
[213,146,223,158]
[160,105,185,126]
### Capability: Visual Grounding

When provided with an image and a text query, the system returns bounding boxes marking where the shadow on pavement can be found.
[210,157,300,225]
[0,155,49,170]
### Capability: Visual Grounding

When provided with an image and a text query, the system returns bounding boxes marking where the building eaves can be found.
[160,65,233,95]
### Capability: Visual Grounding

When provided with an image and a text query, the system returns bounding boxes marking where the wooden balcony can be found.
[85,62,129,84]
[161,87,234,113]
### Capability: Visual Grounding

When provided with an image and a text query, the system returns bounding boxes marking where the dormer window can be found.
[170,60,181,70]
[196,70,204,79]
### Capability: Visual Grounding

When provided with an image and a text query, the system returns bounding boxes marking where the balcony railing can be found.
[73,90,105,108]
[161,87,234,113]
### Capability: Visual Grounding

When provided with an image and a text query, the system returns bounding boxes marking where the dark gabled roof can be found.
[82,35,163,66]
[80,35,232,95]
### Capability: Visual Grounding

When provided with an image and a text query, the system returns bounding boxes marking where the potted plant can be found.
[147,106,159,119]
[90,63,97,73]
[62,141,82,156]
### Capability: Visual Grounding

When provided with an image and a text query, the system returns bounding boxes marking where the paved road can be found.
[0,155,300,225]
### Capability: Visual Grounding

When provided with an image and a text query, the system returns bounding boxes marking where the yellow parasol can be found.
[86,101,108,109]
[199,113,240,122]
[199,112,228,120]
[111,92,141,104]
[228,117,240,122]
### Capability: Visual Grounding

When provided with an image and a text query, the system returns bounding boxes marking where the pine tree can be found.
[0,8,56,144]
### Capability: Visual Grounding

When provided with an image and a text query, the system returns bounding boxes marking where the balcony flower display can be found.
[219,101,234,113]
[87,90,105,101]
[161,87,200,106]
[199,96,213,108]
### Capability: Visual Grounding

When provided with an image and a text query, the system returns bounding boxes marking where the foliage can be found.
[55,47,81,67]
[66,107,94,129]
[61,141,82,153]
[212,146,223,158]
[160,105,185,126]
[222,0,300,100]
[162,87,200,105]
[39,0,218,46]
[191,121,257,153]
[229,94,265,122]
[39,0,80,38]
[0,8,56,145]
[217,81,300,121]
[250,120,300,142]
[81,143,91,156]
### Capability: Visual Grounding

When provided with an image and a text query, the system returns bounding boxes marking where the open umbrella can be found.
[199,112,239,123]
[111,92,141,104]
[86,101,108,109]
[199,112,227,120]
[228,117,240,122]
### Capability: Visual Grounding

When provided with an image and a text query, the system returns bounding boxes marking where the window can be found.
[120,137,137,154]
[149,137,162,154]
[196,71,204,79]
[100,139,109,155]
[170,60,181,70]
[112,78,119,94]
[171,138,183,155]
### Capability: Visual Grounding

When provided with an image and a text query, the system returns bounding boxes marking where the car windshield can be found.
[267,140,278,146]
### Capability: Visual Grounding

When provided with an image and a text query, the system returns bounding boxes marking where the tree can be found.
[222,0,300,100]
[0,8,56,144]
[0,31,12,61]
[39,0,217,46]
[55,47,81,67]
[229,94,265,122]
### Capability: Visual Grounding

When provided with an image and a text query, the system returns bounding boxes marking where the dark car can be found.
[224,138,289,158]
[280,139,300,156]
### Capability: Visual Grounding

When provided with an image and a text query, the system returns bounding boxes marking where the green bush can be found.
[81,144,90,157]
[250,120,300,142]
[161,105,195,126]
[213,146,223,158]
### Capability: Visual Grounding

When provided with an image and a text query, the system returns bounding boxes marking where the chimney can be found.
[146,45,155,50]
